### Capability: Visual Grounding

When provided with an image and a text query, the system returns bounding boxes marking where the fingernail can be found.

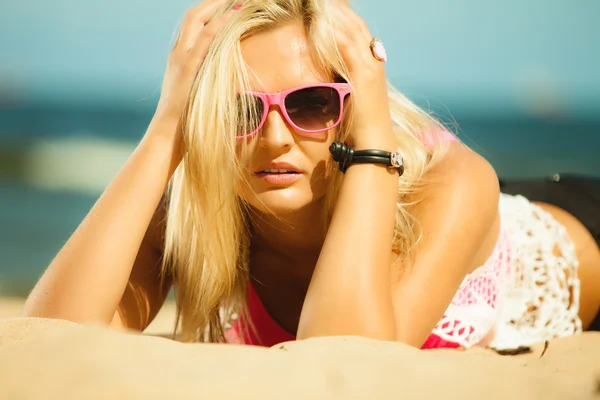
[233,3,242,10]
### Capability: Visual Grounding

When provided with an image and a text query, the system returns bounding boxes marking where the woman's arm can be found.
[22,125,180,326]
[298,142,500,344]
[390,144,500,347]
[297,4,500,343]
[22,0,235,328]
[296,3,400,341]
[109,197,172,331]
[298,150,399,341]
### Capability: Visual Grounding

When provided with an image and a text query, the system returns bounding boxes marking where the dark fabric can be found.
[499,174,600,331]
[591,311,600,331]
[500,174,600,247]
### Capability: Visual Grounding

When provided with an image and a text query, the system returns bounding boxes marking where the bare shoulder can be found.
[389,141,503,344]
[416,141,500,211]
[430,141,498,188]
[402,140,501,270]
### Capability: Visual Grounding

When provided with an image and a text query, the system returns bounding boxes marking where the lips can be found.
[253,161,303,186]
[258,169,300,174]
[253,161,301,175]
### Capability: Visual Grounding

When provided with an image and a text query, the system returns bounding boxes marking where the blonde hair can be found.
[162,0,450,343]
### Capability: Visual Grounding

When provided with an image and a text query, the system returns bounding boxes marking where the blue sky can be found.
[1,0,599,118]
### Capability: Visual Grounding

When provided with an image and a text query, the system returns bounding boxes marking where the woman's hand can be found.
[152,0,238,137]
[332,3,396,150]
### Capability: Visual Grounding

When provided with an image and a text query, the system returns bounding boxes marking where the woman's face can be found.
[238,22,338,216]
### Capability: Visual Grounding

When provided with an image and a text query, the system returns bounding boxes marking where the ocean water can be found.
[0,107,599,296]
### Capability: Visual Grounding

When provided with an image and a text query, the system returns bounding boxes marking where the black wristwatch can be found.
[329,142,404,176]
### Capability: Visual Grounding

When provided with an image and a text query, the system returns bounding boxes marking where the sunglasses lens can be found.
[284,87,341,132]
[236,94,265,137]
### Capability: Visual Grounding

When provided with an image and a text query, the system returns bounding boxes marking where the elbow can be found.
[297,328,396,343]
[394,328,430,348]
[21,299,69,322]
[21,297,108,326]
[296,314,396,342]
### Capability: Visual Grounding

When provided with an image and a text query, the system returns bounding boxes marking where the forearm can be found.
[23,119,181,323]
[298,149,399,340]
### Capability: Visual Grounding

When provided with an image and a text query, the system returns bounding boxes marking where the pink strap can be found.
[421,332,462,349]
[227,283,295,347]
[422,130,459,149]
[226,282,466,349]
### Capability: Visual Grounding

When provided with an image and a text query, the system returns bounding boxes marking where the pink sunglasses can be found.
[236,83,352,139]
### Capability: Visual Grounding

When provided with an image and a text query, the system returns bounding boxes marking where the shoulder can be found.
[406,141,500,257]
[389,141,502,344]
[418,141,500,214]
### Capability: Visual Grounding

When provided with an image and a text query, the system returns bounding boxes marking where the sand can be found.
[1,299,598,399]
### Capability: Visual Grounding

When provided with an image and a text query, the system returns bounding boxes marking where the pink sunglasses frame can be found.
[237,83,352,139]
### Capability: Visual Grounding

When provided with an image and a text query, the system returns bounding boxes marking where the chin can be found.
[246,186,325,216]
[244,179,325,217]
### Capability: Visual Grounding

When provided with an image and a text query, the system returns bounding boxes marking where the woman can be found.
[22,0,600,350]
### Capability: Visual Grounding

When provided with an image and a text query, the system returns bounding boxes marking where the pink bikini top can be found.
[225,131,513,349]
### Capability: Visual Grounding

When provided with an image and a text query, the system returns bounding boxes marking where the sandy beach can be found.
[1,298,598,399]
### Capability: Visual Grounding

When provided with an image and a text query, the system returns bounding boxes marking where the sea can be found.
[1,105,599,296]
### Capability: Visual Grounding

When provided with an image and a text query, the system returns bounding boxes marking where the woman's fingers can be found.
[171,0,237,76]
[329,2,393,146]
[156,0,237,122]
[176,0,229,51]
[189,0,230,24]
[336,4,373,45]
[190,9,236,62]
[332,4,381,73]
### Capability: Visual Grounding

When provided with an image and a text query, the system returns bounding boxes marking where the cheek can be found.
[304,145,335,195]
[308,137,335,172]
[304,129,336,163]
[302,131,337,184]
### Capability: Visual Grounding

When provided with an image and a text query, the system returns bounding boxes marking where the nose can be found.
[258,106,295,150]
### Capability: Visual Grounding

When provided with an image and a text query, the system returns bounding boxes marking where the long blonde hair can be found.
[162,0,450,342]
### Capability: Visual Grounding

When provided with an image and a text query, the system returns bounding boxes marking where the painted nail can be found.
[233,3,242,10]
